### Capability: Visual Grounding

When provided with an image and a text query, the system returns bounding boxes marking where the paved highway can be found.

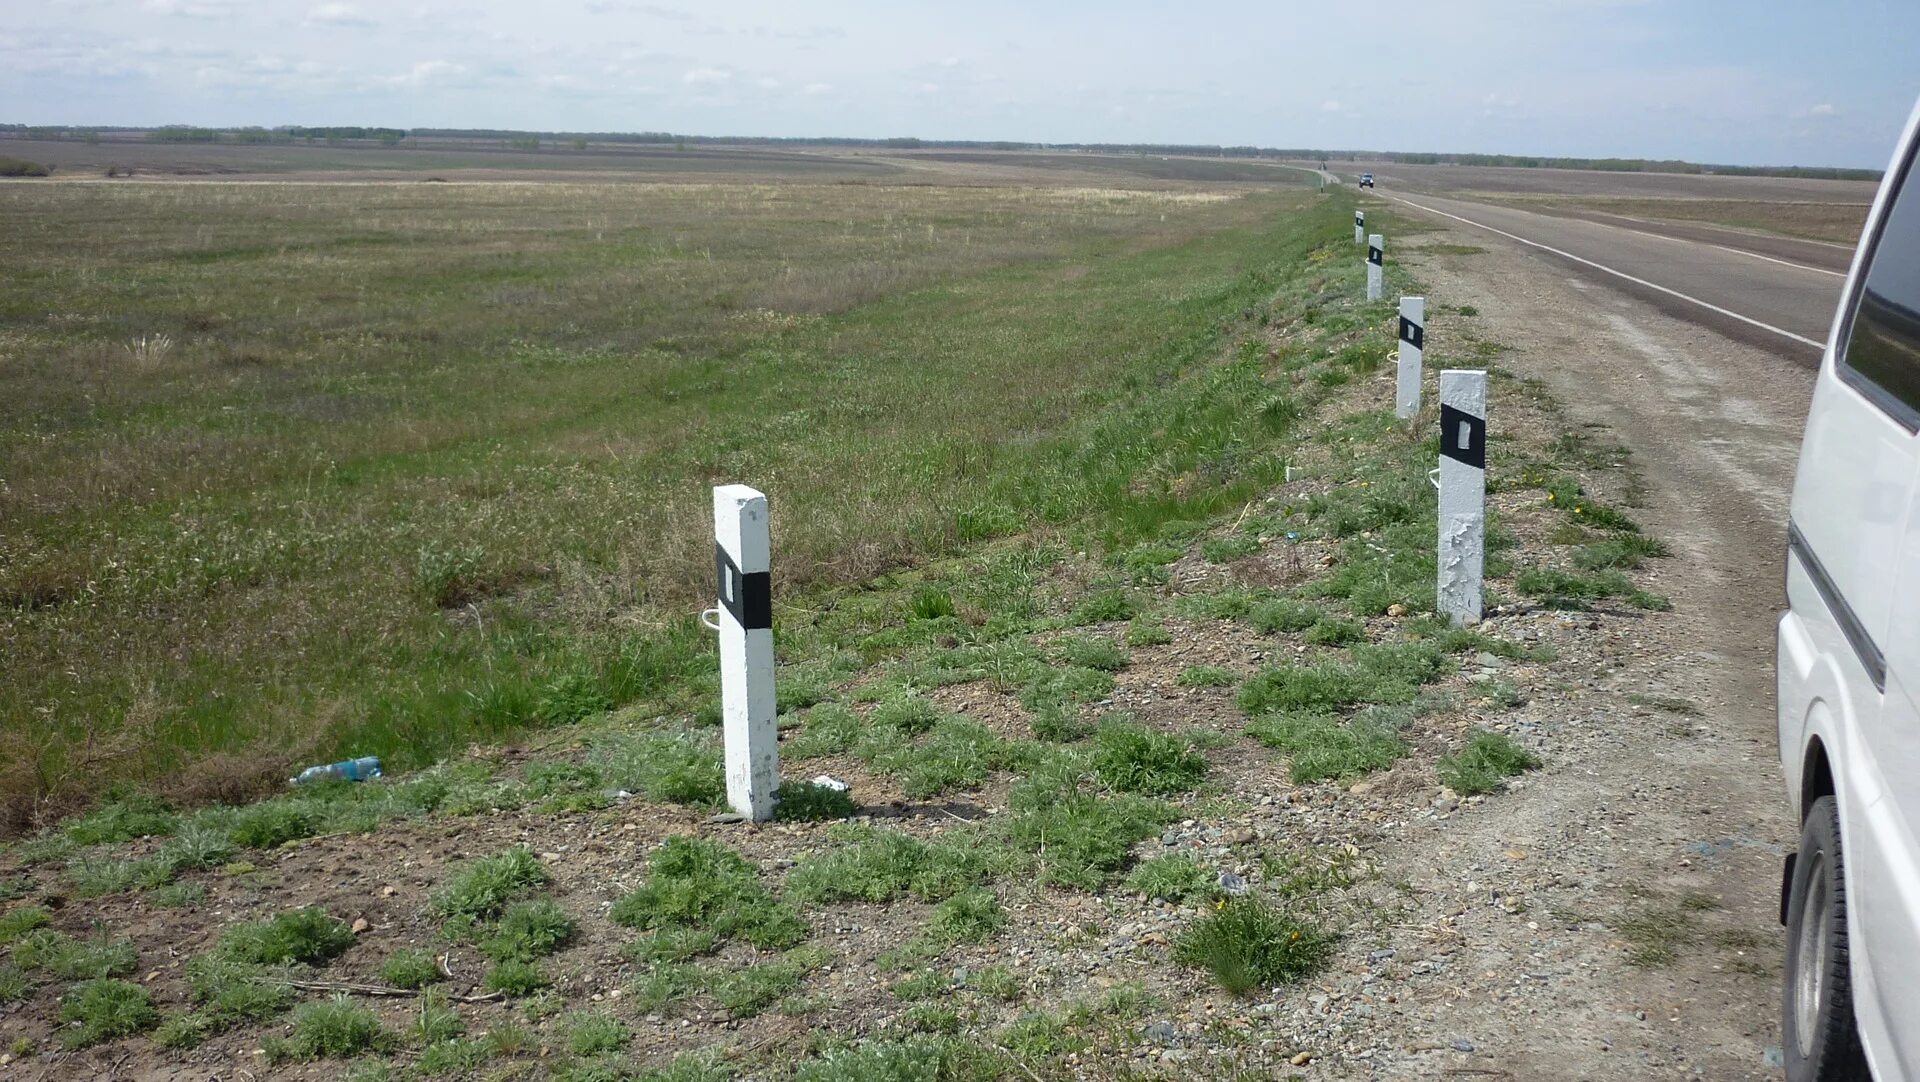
[1368,188,1855,363]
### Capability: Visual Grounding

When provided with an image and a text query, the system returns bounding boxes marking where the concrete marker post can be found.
[1437,371,1487,626]
[1396,296,1425,419]
[1366,234,1384,301]
[707,484,780,821]
[1355,209,1365,245]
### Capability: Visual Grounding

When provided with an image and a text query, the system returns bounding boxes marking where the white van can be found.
[1778,97,1920,1082]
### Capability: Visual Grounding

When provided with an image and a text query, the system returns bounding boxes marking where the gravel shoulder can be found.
[1351,214,1817,1079]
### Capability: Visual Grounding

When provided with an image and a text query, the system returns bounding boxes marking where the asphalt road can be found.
[1365,188,1853,363]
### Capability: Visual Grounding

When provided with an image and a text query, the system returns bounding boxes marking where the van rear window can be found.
[1842,146,1920,427]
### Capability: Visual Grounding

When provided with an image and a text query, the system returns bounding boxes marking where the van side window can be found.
[1842,150,1920,427]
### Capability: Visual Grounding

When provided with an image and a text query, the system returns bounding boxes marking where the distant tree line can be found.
[0,123,1882,180]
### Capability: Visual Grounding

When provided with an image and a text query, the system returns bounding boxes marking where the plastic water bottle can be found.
[290,756,383,786]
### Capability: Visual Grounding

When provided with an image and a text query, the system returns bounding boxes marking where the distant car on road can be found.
[1359,172,1374,188]
[1777,94,1920,1082]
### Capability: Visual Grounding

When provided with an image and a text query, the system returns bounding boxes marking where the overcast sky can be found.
[5,0,1917,167]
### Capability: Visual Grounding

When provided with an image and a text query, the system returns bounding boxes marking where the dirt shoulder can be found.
[1357,213,1816,1079]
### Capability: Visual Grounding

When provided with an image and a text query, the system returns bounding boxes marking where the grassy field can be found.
[0,169,1327,824]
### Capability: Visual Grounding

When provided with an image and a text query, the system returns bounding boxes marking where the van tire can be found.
[1782,795,1870,1082]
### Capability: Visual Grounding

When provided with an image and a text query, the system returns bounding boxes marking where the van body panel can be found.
[1778,95,1920,1079]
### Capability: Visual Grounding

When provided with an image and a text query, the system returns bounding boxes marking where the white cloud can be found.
[1320,99,1342,112]
[383,59,465,86]
[1804,103,1838,118]
[801,81,832,95]
[683,66,731,85]
[142,0,234,16]
[756,76,780,90]
[938,56,960,67]
[305,3,373,27]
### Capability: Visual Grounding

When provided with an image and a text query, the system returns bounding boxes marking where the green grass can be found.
[1004,770,1175,890]
[479,898,576,962]
[1175,665,1237,688]
[13,930,138,979]
[566,1010,631,1055]
[0,176,1322,816]
[786,825,1013,904]
[1090,719,1209,794]
[1173,896,1333,996]
[1056,635,1130,673]
[274,996,392,1060]
[430,848,551,925]
[1246,708,1409,783]
[1124,854,1219,904]
[57,978,158,1048]
[1238,642,1449,714]
[482,958,550,997]
[1438,729,1541,794]
[0,905,50,943]
[217,907,354,966]
[611,836,804,952]
[774,780,859,822]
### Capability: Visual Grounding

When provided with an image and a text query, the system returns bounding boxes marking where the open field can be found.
[0,171,1734,1077]
[0,162,1328,823]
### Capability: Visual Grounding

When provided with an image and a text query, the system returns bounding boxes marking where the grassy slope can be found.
[0,177,1316,817]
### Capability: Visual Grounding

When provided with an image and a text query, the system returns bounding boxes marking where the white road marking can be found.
[1384,194,1827,352]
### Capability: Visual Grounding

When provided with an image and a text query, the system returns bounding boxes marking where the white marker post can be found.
[1437,371,1487,626]
[708,485,779,821]
[1367,234,1384,301]
[1355,209,1366,244]
[1396,296,1425,419]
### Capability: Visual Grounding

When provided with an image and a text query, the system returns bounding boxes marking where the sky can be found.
[4,0,1918,168]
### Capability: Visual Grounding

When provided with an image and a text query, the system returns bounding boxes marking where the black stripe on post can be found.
[1439,404,1486,469]
[1399,317,1424,349]
[715,544,773,630]
[1355,212,1364,226]
[1368,245,1383,267]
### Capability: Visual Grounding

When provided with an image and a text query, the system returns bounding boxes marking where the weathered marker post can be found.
[1396,296,1424,419]
[1355,209,1366,244]
[1437,371,1487,625]
[1366,234,1384,301]
[708,484,779,820]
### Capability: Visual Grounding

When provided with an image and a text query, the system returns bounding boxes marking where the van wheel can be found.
[1782,795,1870,1081]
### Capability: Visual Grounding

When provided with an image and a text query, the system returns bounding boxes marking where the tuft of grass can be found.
[1574,534,1670,570]
[57,978,158,1048]
[611,836,804,952]
[566,1010,632,1055]
[183,954,295,1027]
[1124,617,1173,647]
[1057,635,1129,673]
[794,1036,1009,1082]
[14,931,138,980]
[64,794,176,845]
[1125,854,1218,904]
[482,958,549,997]
[1437,729,1540,794]
[1246,709,1407,782]
[706,947,830,1016]
[1200,536,1260,563]
[587,731,726,808]
[412,988,465,1044]
[968,965,1022,1001]
[0,905,51,944]
[431,848,551,925]
[1173,896,1332,996]
[1627,693,1702,716]
[1238,642,1448,714]
[925,887,1006,947]
[1005,771,1175,890]
[787,825,1012,904]
[1248,598,1324,634]
[480,898,576,962]
[774,780,859,822]
[226,802,322,850]
[1175,665,1237,688]
[277,996,391,1059]
[864,717,1033,799]
[380,948,444,990]
[1303,617,1365,646]
[1069,589,1135,626]
[0,963,29,1004]
[1090,719,1209,794]
[218,907,355,966]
